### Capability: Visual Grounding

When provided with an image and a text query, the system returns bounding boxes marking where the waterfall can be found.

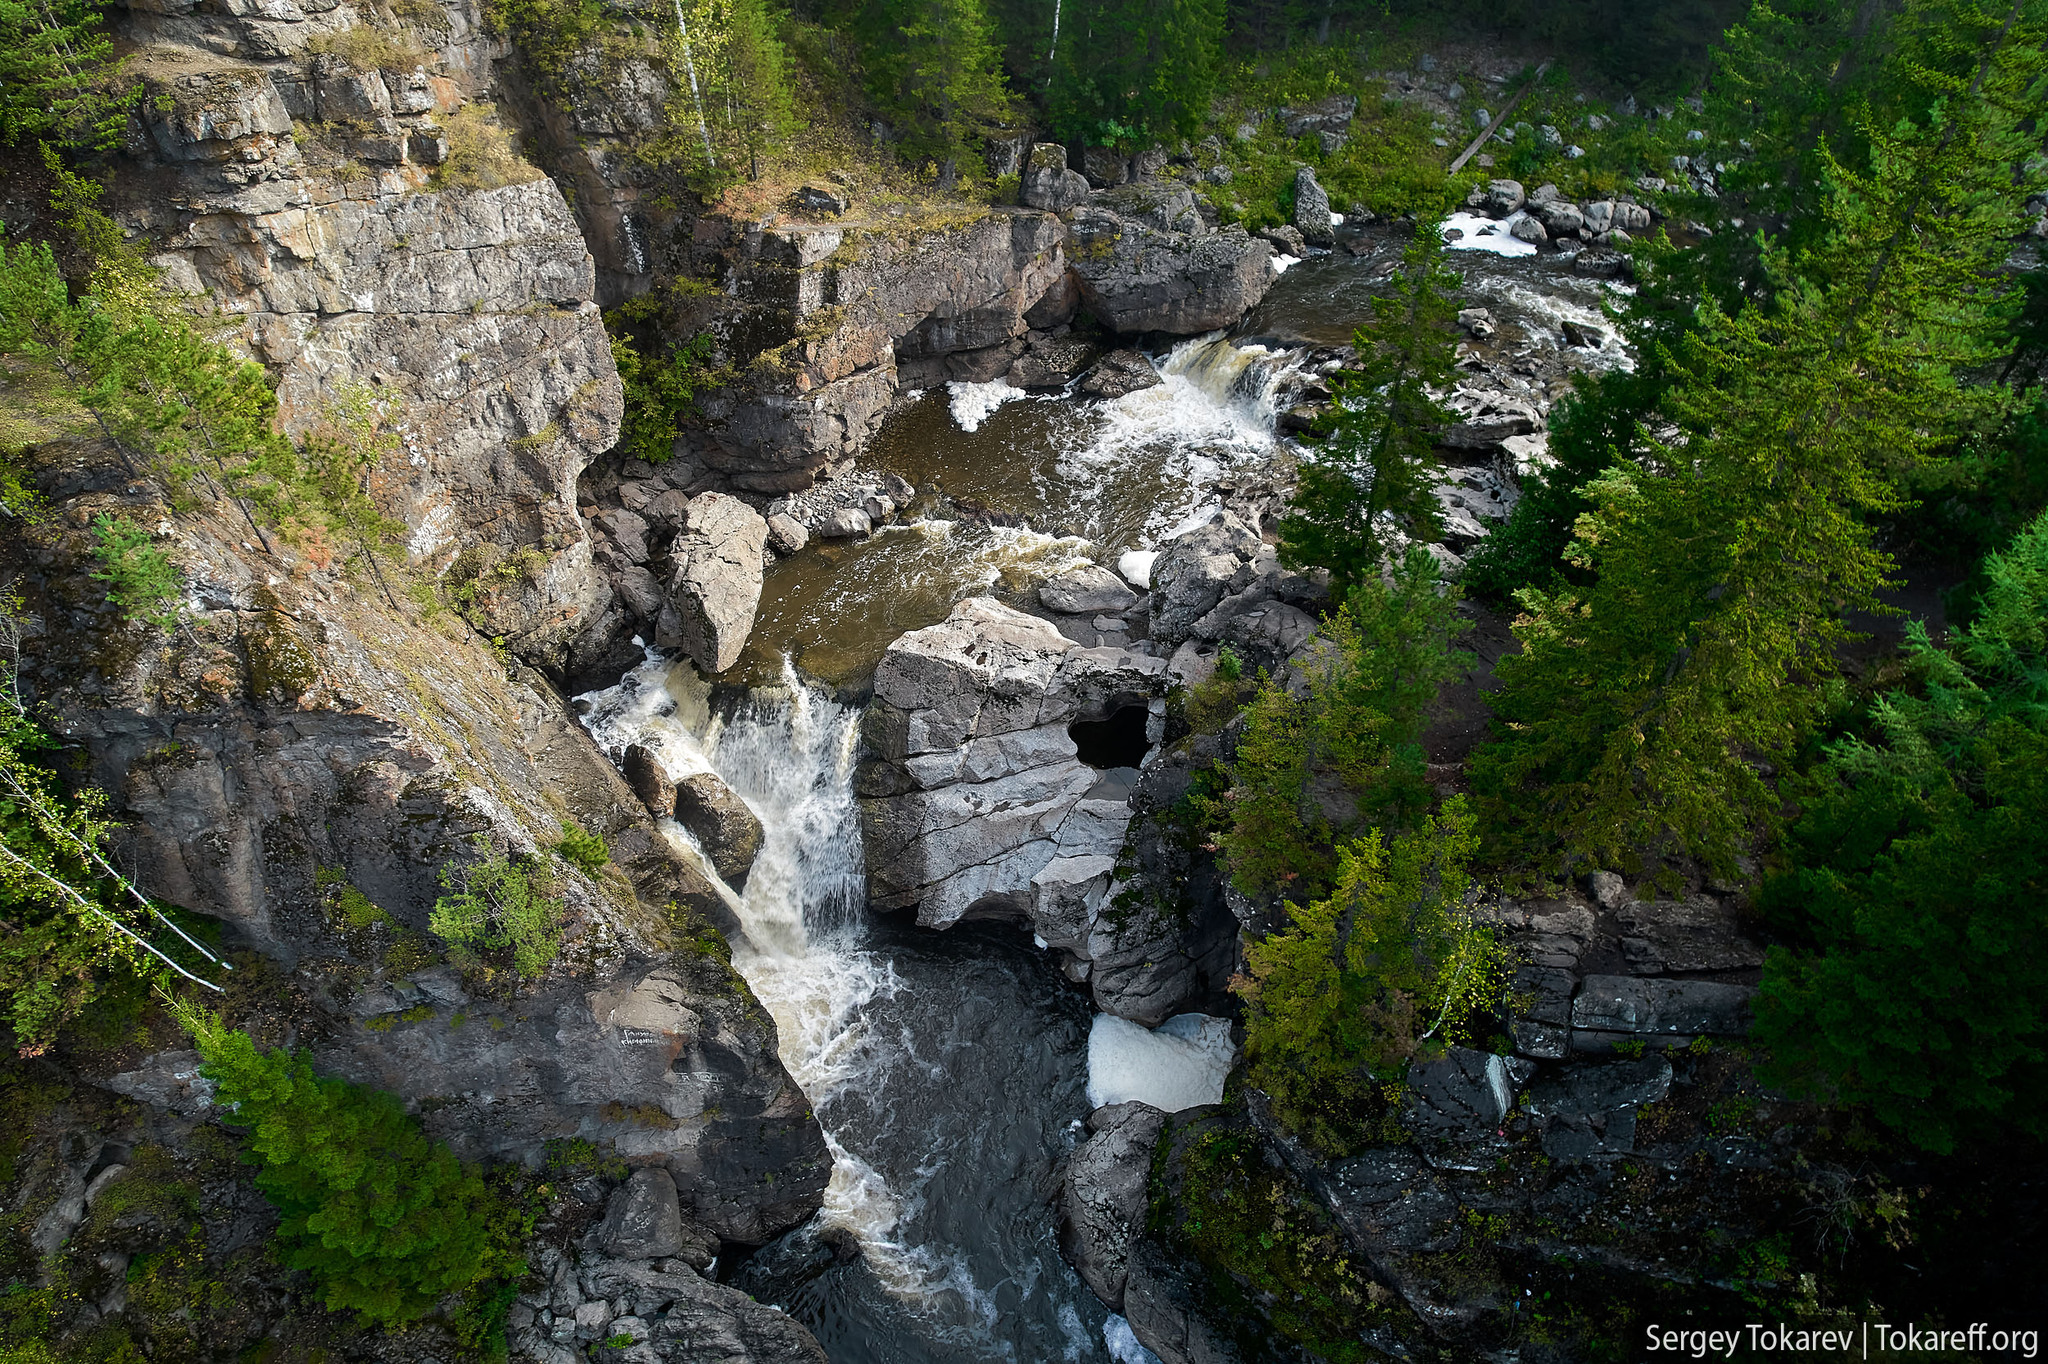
[577,654,982,1306]
[671,0,716,167]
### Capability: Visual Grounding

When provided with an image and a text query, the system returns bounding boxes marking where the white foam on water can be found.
[1063,334,1307,546]
[1465,275,1636,372]
[1117,549,1159,589]
[948,379,1030,432]
[1329,210,1345,226]
[1085,1012,1236,1112]
[1105,1313,1165,1364]
[1269,252,1301,273]
[579,657,991,1312]
[1442,210,1539,257]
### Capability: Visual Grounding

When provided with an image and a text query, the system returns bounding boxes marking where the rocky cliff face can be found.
[6,4,836,1353]
[108,0,626,671]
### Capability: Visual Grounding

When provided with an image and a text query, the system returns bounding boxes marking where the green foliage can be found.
[666,0,799,184]
[1278,219,1458,590]
[88,514,182,632]
[1753,511,2048,1153]
[1218,546,1470,904]
[0,0,135,149]
[1167,1128,1383,1360]
[1460,365,1662,606]
[858,0,1012,176]
[1043,0,1224,144]
[180,1009,527,1324]
[1235,800,1508,1153]
[1473,8,2045,879]
[430,835,566,979]
[0,585,221,1054]
[294,385,410,603]
[608,326,720,464]
[553,821,610,874]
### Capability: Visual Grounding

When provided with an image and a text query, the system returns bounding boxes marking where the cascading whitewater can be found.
[576,656,998,1310]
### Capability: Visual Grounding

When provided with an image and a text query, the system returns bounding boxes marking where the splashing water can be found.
[578,657,1107,1359]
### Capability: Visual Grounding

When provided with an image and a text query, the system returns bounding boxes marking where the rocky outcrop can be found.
[655,492,768,674]
[1065,206,1275,336]
[1080,349,1162,399]
[106,19,625,676]
[1022,142,1091,212]
[1060,1102,1169,1309]
[1147,508,1326,673]
[511,1245,825,1364]
[674,773,764,888]
[689,210,1070,491]
[858,599,1168,936]
[1039,565,1139,615]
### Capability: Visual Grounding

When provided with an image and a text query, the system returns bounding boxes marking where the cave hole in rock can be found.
[1069,704,1151,770]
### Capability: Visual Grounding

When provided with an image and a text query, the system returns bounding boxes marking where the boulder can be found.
[1060,1102,1169,1309]
[858,598,1169,940]
[1081,145,1130,188]
[1457,306,1497,339]
[1403,1047,1520,1138]
[622,744,675,817]
[1481,178,1526,217]
[816,506,872,538]
[1572,976,1757,1037]
[1255,224,1307,255]
[656,493,767,675]
[764,512,808,557]
[598,1167,696,1261]
[1528,198,1584,235]
[1022,142,1091,211]
[1148,510,1263,648]
[1039,565,1140,615]
[1292,166,1335,247]
[1510,214,1547,243]
[1010,334,1102,390]
[674,773,764,888]
[1080,349,1162,399]
[789,183,849,216]
[1064,207,1275,336]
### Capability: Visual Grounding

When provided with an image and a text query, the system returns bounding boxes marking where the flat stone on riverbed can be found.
[1040,565,1139,615]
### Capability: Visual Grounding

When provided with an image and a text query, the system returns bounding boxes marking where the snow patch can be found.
[1441,210,1538,258]
[1117,549,1159,589]
[1086,1013,1235,1112]
[947,380,1027,432]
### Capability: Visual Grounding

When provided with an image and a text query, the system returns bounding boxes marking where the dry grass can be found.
[433,103,547,192]
[304,23,432,73]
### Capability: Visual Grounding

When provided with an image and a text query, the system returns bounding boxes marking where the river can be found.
[578,232,1632,1362]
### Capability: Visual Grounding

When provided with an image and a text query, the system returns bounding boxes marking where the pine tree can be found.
[1753,510,2048,1153]
[1472,0,2048,879]
[182,1010,526,1323]
[1219,545,1471,905]
[1235,799,1507,1154]
[1044,0,1223,143]
[862,0,1012,180]
[1277,217,1459,591]
[0,0,134,149]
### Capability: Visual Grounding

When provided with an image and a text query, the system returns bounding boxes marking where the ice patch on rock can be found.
[1106,1313,1164,1363]
[1442,210,1539,258]
[1086,1012,1235,1111]
[1117,549,1159,589]
[948,380,1028,433]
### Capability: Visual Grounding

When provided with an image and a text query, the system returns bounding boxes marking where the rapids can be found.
[578,234,1633,1361]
